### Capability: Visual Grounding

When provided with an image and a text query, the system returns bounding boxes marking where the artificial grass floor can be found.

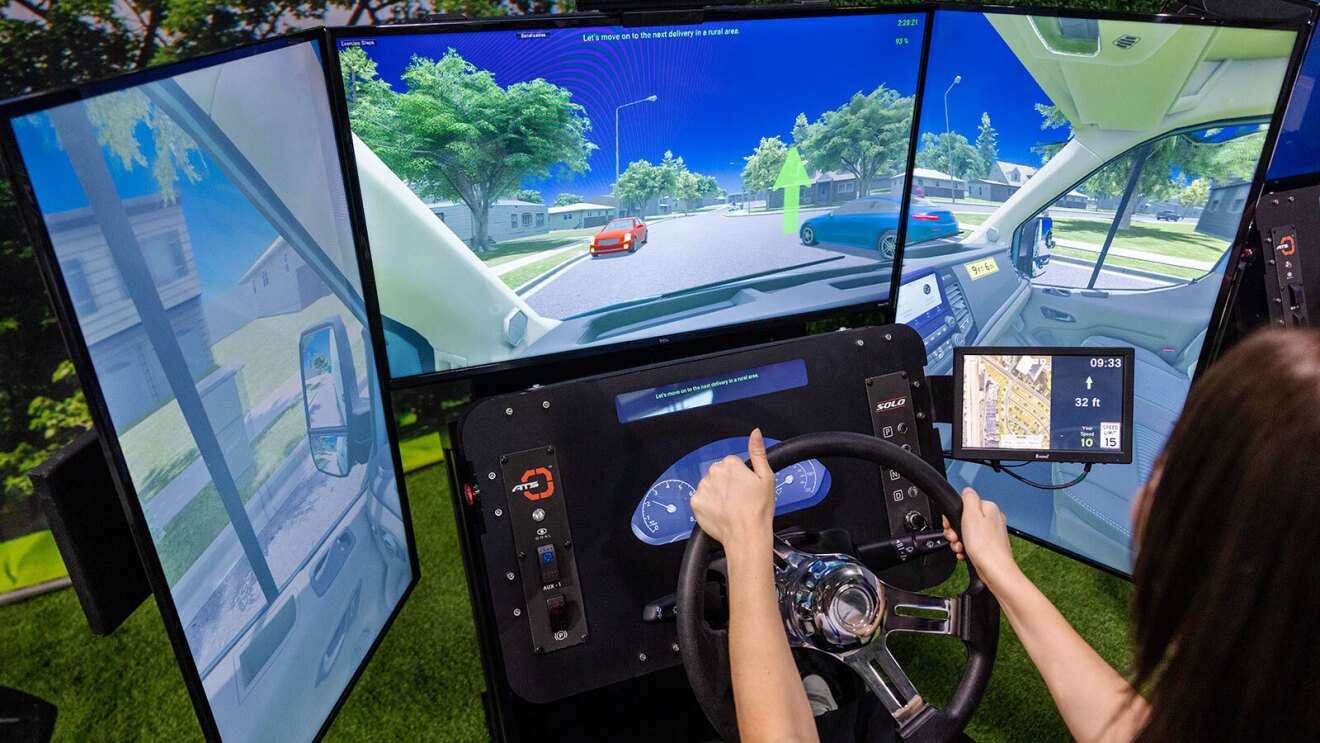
[0,464,1130,741]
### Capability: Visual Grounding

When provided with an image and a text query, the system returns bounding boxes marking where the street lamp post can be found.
[615,94,658,209]
[944,75,961,202]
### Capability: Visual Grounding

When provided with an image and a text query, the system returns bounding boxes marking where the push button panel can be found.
[866,372,934,540]
[499,446,588,654]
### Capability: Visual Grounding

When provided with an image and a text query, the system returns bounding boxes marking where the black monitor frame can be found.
[0,31,421,743]
[895,4,1311,389]
[951,345,1136,465]
[325,3,937,393]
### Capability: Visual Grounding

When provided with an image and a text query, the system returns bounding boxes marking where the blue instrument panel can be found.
[630,436,832,546]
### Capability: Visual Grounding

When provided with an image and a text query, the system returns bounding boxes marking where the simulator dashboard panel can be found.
[454,325,950,704]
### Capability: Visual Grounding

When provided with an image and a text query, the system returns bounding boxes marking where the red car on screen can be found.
[590,217,648,256]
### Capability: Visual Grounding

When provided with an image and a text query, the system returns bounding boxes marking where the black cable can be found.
[993,461,1092,490]
[942,450,1093,489]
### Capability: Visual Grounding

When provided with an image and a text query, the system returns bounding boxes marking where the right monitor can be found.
[896,8,1302,574]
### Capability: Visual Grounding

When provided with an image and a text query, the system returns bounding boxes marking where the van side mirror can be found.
[1015,215,1054,278]
[299,316,370,477]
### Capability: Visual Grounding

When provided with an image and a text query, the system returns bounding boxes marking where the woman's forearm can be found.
[726,544,818,743]
[990,567,1149,743]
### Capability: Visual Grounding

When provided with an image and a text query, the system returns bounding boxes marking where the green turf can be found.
[398,432,446,473]
[0,530,67,593]
[1052,246,1204,281]
[503,247,589,289]
[1051,217,1224,262]
[481,229,597,267]
[0,465,1130,742]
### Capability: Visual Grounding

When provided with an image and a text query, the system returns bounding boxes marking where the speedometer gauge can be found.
[639,479,696,538]
[631,436,832,546]
[774,461,820,505]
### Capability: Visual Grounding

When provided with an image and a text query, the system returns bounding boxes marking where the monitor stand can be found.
[28,430,150,636]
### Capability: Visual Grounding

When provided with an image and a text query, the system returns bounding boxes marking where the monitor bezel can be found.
[324,3,937,392]
[0,31,421,743]
[951,345,1137,465]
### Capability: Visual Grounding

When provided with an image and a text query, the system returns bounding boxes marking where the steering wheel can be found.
[677,432,999,742]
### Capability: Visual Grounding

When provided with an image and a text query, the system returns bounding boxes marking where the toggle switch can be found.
[537,544,560,584]
[546,594,568,632]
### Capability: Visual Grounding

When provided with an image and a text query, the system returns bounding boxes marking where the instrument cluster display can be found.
[631,436,831,546]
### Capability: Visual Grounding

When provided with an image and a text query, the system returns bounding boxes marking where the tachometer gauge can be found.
[774,461,820,506]
[639,479,696,540]
[632,436,832,546]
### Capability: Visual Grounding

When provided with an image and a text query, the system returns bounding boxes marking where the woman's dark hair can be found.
[1131,330,1320,742]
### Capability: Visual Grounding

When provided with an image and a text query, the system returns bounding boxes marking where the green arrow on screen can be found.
[774,147,811,234]
[1086,376,1093,390]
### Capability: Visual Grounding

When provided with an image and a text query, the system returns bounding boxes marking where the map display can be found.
[962,354,1052,450]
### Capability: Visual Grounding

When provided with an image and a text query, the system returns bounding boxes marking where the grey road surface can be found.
[524,208,881,319]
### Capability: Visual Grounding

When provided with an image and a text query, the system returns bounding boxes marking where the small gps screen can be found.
[953,347,1134,463]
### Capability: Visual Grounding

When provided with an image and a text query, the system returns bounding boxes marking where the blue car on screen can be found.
[799,196,959,260]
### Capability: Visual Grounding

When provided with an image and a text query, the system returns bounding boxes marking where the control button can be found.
[546,594,568,632]
[896,422,909,435]
[882,425,894,438]
[905,510,929,531]
[532,508,546,522]
[537,544,561,584]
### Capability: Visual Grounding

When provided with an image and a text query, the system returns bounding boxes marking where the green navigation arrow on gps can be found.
[774,147,811,234]
[1086,377,1093,390]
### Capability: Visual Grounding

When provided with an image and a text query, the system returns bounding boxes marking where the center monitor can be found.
[331,8,928,381]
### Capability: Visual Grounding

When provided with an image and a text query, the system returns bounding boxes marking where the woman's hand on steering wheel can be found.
[691,428,776,557]
[942,488,1020,591]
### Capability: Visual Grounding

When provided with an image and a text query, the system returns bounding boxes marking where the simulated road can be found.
[519,208,1181,321]
[522,208,881,319]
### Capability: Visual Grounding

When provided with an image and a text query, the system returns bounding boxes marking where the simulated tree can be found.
[614,159,664,217]
[976,112,999,175]
[1035,104,1265,228]
[344,48,595,251]
[792,85,915,199]
[916,131,985,196]
[741,137,788,211]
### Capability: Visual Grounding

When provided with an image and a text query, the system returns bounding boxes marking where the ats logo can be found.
[513,467,555,500]
[874,397,907,413]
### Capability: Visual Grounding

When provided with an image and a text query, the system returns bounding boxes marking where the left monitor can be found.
[2,35,417,742]
[331,7,929,381]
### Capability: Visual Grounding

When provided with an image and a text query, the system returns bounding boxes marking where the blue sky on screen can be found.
[339,12,926,200]
[920,12,1056,167]
[13,109,277,300]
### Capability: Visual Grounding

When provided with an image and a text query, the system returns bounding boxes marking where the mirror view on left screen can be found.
[6,38,414,741]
